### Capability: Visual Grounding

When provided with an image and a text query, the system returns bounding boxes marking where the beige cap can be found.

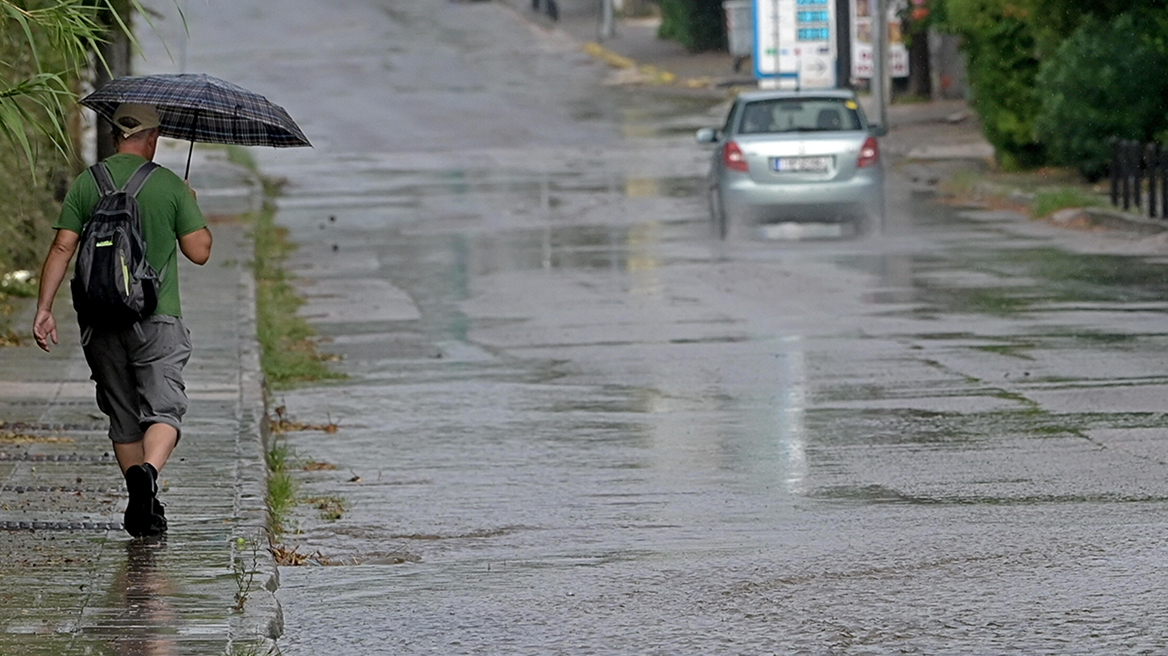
[112,103,160,138]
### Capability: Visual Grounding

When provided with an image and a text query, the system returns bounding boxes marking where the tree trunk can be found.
[906,29,930,98]
[94,22,132,161]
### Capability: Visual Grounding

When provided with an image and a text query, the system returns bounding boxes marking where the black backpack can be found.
[71,161,162,330]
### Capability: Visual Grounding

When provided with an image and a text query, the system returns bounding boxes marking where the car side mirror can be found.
[870,124,888,137]
[695,128,721,144]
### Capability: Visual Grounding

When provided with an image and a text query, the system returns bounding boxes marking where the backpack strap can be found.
[89,162,117,197]
[88,161,160,198]
[123,161,160,198]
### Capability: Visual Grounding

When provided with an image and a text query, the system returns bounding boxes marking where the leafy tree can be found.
[0,1,146,281]
[658,0,725,52]
[1035,11,1168,179]
[1028,0,1168,50]
[0,0,141,167]
[938,0,1168,171]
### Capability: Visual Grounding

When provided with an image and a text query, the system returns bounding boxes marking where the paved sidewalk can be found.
[0,148,280,654]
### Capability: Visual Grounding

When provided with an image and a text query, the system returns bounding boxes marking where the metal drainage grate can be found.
[0,453,115,463]
[0,419,105,430]
[2,485,119,495]
[0,520,121,531]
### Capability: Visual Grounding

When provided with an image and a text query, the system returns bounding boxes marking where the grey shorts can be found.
[82,315,192,444]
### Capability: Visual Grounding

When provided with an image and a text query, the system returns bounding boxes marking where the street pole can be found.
[873,0,890,128]
[599,0,615,41]
[773,0,781,88]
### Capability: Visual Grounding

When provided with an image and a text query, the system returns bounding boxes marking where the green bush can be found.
[1034,12,1168,180]
[959,9,1045,170]
[658,0,725,52]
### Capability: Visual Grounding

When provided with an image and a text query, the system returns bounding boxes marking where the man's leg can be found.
[116,423,177,537]
[142,423,179,471]
[112,423,178,473]
[112,441,144,474]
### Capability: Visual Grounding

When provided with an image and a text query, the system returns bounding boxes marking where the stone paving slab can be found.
[0,154,279,654]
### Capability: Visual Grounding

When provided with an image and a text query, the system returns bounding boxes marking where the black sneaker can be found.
[124,464,166,537]
[151,497,168,533]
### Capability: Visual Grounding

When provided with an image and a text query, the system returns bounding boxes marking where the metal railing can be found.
[1110,138,1168,218]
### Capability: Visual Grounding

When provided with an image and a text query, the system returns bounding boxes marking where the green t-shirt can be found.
[55,153,207,318]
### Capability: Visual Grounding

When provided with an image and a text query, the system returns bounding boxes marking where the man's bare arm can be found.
[179,227,212,265]
[33,229,80,352]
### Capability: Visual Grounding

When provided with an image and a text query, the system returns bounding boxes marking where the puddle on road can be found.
[845,200,1168,319]
[810,483,1168,505]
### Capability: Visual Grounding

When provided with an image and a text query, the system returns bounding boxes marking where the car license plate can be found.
[773,156,832,173]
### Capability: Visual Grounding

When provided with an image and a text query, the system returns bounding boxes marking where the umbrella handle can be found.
[184,109,200,181]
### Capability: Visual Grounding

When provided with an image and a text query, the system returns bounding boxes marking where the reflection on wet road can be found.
[148,0,1168,652]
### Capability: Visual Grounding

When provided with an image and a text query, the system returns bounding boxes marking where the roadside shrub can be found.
[0,9,74,326]
[658,0,725,52]
[1034,12,1168,180]
[967,16,1044,169]
[941,0,1044,170]
[0,148,62,274]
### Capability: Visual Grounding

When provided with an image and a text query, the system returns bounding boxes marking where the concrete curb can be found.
[961,175,1168,237]
[230,241,285,649]
[1074,206,1168,235]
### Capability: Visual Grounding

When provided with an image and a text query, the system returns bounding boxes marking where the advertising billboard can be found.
[850,0,909,79]
[754,0,839,89]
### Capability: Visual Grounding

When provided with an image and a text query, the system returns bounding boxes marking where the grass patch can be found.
[251,205,344,389]
[1031,187,1106,218]
[266,471,296,534]
[266,439,295,472]
[265,439,298,535]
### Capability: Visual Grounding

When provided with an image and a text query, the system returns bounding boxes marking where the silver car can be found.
[696,89,885,239]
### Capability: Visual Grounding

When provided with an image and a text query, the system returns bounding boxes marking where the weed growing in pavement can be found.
[265,440,298,535]
[266,439,295,472]
[231,537,263,613]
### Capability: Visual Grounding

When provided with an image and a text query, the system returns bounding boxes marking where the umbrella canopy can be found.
[81,73,311,148]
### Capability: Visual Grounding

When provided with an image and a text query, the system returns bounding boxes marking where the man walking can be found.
[33,103,213,537]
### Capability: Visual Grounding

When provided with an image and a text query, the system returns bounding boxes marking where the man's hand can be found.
[33,308,58,353]
[32,229,79,354]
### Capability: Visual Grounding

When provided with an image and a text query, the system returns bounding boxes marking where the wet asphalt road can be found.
[139,1,1168,653]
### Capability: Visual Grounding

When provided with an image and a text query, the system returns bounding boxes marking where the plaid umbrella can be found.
[81,73,311,177]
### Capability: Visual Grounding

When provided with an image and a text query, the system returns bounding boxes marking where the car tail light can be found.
[857,136,880,168]
[724,141,748,172]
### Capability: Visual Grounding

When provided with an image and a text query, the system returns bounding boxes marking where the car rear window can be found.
[736,98,864,134]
